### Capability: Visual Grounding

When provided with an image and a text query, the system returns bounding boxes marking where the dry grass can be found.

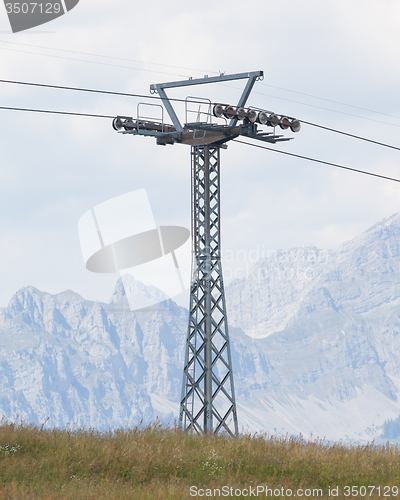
[0,419,399,499]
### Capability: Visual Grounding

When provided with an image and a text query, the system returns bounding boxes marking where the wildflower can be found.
[0,443,20,456]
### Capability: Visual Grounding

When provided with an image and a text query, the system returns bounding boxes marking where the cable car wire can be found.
[0,78,203,104]
[217,83,400,129]
[233,139,400,184]
[0,102,398,184]
[0,40,212,76]
[2,40,398,123]
[299,120,400,152]
[0,105,113,119]
[258,82,400,121]
[0,46,191,79]
[1,77,400,152]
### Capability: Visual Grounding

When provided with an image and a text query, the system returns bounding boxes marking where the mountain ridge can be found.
[2,212,400,441]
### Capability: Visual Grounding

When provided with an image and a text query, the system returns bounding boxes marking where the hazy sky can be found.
[1,0,400,307]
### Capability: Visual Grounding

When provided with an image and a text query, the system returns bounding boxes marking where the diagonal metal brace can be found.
[150,71,263,136]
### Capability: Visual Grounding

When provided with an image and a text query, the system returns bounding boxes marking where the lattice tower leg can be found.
[179,145,239,437]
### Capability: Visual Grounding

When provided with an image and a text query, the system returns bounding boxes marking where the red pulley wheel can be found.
[223,106,236,119]
[280,116,290,130]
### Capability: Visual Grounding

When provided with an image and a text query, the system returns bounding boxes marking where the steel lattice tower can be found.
[180,145,238,436]
[112,70,299,436]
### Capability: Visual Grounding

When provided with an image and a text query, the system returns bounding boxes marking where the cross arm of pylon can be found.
[112,71,300,148]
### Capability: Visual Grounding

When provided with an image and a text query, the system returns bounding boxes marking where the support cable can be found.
[0,46,190,78]
[1,40,397,123]
[1,78,400,153]
[1,104,400,185]
[0,105,113,119]
[0,40,210,76]
[299,120,400,152]
[220,83,400,128]
[258,82,400,121]
[233,139,400,184]
[0,78,204,104]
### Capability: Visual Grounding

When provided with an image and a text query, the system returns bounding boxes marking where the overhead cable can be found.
[0,40,213,76]
[258,83,400,121]
[300,120,400,152]
[0,46,191,78]
[1,103,399,184]
[2,40,396,122]
[0,105,113,119]
[1,77,400,152]
[220,83,400,129]
[233,139,400,184]
[2,40,398,130]
[0,78,208,105]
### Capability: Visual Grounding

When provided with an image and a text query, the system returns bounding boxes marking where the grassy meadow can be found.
[0,420,399,499]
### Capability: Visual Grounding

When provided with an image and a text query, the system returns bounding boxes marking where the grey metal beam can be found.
[150,71,263,91]
[155,86,183,133]
[229,75,259,127]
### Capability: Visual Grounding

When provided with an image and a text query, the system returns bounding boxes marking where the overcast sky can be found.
[0,0,400,307]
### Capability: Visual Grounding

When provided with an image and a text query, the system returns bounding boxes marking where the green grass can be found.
[0,419,399,499]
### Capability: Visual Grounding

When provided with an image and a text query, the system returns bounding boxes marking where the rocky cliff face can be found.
[2,213,400,442]
[0,278,186,430]
[225,212,400,441]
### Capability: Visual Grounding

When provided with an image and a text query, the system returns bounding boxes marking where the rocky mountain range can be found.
[2,212,400,442]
